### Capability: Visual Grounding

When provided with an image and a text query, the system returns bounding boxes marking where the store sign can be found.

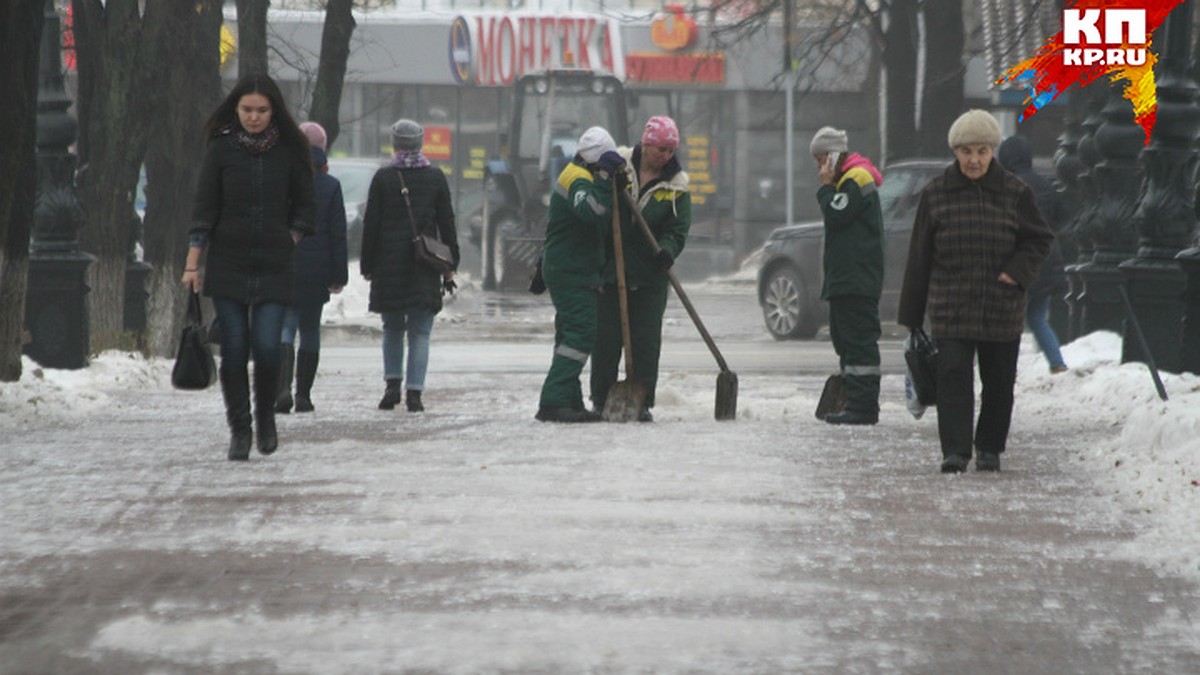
[625,53,725,85]
[424,126,452,161]
[448,13,623,86]
[650,5,697,52]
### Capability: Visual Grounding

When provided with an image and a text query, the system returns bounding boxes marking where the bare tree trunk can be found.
[236,0,269,78]
[72,0,147,353]
[919,0,965,154]
[141,0,223,357]
[884,0,920,160]
[0,0,43,382]
[309,0,356,150]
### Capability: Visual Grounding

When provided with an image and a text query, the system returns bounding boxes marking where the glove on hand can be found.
[654,248,675,270]
[442,278,457,294]
[595,150,625,176]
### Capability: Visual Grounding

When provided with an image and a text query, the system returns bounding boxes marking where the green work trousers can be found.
[590,280,669,408]
[828,294,881,412]
[539,283,599,409]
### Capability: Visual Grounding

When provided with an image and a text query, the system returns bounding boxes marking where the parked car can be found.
[327,157,386,259]
[756,159,947,339]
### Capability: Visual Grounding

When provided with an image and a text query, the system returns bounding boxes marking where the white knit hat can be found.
[947,109,1002,149]
[576,126,616,164]
[809,126,848,155]
[390,118,424,151]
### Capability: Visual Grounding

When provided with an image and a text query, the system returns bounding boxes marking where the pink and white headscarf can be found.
[641,116,679,148]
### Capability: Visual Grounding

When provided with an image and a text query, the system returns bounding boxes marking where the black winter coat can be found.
[998,135,1068,297]
[191,131,316,305]
[360,165,459,313]
[292,147,349,306]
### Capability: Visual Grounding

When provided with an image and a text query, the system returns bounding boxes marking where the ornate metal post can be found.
[1075,82,1141,337]
[1053,88,1089,342]
[24,0,94,369]
[1120,1,1197,374]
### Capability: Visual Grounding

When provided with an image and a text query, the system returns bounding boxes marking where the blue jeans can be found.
[1025,291,1066,370]
[212,297,286,371]
[381,307,435,390]
[281,304,324,353]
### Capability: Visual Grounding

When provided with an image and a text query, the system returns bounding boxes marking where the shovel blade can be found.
[814,373,846,420]
[715,370,739,421]
[602,380,647,423]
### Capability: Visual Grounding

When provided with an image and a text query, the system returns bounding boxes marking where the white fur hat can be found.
[809,126,848,155]
[947,109,1002,149]
[576,126,616,164]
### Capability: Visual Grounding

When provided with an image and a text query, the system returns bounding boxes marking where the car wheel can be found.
[762,267,818,339]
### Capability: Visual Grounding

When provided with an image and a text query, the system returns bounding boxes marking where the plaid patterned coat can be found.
[897,160,1054,341]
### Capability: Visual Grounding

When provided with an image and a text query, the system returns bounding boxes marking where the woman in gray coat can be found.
[897,110,1053,474]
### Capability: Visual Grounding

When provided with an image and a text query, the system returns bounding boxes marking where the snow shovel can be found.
[619,189,738,420]
[602,181,648,422]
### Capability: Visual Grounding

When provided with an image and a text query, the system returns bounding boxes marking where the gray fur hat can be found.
[947,109,1001,149]
[391,118,424,151]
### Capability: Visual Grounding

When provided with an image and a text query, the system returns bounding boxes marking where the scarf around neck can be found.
[232,122,280,155]
[389,149,431,169]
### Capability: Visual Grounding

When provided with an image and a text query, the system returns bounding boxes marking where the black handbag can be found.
[171,292,217,390]
[397,169,454,275]
[904,327,938,406]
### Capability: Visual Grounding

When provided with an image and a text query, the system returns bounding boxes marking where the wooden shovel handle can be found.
[611,180,636,378]
[618,189,730,373]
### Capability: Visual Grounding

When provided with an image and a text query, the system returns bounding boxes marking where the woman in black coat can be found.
[360,119,459,413]
[275,123,349,415]
[182,73,316,461]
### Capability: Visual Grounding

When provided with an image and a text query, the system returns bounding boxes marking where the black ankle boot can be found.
[220,367,252,461]
[254,364,279,455]
[275,344,295,414]
[406,389,424,412]
[378,379,402,410]
[294,350,319,413]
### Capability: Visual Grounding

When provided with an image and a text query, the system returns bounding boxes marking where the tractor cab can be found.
[481,68,628,290]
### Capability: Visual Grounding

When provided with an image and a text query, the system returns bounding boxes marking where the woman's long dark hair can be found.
[204,72,313,177]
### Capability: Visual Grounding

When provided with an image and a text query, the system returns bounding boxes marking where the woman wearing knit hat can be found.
[897,109,1054,473]
[536,126,626,422]
[809,126,884,425]
[589,115,691,422]
[361,118,460,414]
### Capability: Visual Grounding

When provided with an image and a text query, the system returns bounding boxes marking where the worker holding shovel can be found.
[535,127,626,423]
[590,116,692,422]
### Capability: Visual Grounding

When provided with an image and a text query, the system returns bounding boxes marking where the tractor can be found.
[478,68,629,290]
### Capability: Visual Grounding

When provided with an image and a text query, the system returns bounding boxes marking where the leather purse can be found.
[397,169,454,275]
[171,291,217,390]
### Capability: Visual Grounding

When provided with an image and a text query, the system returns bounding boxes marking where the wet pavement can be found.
[2,286,1199,674]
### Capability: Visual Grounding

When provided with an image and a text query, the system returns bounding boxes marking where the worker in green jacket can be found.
[811,126,884,425]
[591,116,691,422]
[536,126,626,423]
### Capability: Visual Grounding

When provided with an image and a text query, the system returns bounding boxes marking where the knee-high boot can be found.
[254,364,280,455]
[294,350,319,413]
[220,367,252,461]
[275,343,295,413]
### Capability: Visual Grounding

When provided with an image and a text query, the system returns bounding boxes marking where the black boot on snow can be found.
[255,364,280,455]
[294,350,319,413]
[406,390,424,413]
[275,344,295,414]
[221,367,253,461]
[378,379,402,410]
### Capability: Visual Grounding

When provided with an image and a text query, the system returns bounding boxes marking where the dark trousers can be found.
[591,280,669,408]
[935,338,1021,459]
[828,295,881,412]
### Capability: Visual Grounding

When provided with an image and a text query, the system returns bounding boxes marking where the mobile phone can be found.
[825,151,840,171]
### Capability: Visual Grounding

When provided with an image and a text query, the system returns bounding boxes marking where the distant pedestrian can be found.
[898,109,1054,473]
[275,121,349,415]
[536,126,624,423]
[810,126,884,425]
[182,73,316,461]
[998,134,1069,374]
[590,116,691,422]
[360,119,459,413]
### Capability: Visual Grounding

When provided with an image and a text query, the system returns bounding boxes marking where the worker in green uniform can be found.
[811,126,884,425]
[536,126,626,422]
[590,116,691,422]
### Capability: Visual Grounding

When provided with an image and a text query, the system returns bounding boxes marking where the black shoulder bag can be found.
[397,169,454,275]
[171,291,217,390]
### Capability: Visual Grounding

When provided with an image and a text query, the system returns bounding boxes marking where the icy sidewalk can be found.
[2,335,1200,673]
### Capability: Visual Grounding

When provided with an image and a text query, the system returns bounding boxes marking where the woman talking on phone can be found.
[810,126,885,425]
